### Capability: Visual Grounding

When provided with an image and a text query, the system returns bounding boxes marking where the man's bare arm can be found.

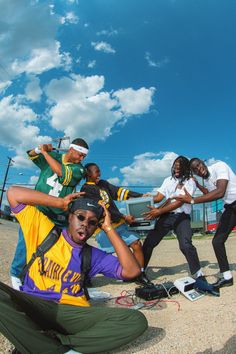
[28,144,63,176]
[175,179,228,204]
[40,145,63,176]
[7,186,83,210]
[144,200,183,220]
[193,178,209,195]
[153,192,165,203]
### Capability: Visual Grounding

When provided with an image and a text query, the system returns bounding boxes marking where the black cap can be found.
[69,197,103,220]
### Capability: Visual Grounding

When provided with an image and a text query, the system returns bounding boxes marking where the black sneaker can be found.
[197,275,207,282]
[135,272,154,287]
[212,277,233,288]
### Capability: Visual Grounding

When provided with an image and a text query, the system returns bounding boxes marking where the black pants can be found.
[143,212,201,275]
[213,205,236,273]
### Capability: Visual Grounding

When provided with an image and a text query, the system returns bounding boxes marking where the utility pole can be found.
[202,177,206,233]
[52,136,70,150]
[0,157,14,218]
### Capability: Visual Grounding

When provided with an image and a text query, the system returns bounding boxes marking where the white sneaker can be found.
[11,276,22,290]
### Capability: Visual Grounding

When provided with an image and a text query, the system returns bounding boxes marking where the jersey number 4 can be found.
[46,173,63,197]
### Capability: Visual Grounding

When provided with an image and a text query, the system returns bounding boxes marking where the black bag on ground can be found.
[135,281,179,301]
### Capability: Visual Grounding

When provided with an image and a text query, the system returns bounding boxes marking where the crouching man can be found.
[0,186,148,354]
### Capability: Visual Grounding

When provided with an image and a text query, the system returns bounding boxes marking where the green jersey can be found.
[29,151,85,227]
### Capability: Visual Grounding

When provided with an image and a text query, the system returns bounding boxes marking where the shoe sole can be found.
[213,282,233,289]
[219,282,233,288]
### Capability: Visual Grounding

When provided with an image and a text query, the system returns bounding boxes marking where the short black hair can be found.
[171,155,192,183]
[85,162,98,171]
[72,138,89,149]
[84,163,99,180]
[190,157,201,167]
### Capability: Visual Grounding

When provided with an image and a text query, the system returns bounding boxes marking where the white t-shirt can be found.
[205,161,236,204]
[158,177,196,215]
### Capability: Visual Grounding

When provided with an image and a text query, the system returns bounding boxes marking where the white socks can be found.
[193,269,204,278]
[11,276,22,290]
[222,271,233,280]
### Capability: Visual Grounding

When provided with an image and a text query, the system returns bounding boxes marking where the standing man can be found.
[142,156,205,281]
[175,158,236,288]
[1,186,147,354]
[10,138,89,289]
[81,163,152,286]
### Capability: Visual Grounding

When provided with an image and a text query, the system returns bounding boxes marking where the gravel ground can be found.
[0,219,236,354]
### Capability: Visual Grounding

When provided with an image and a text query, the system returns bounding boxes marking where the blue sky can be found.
[0,0,236,204]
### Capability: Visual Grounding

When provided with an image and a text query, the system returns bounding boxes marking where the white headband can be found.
[70,144,89,155]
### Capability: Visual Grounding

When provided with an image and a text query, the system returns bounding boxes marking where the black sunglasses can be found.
[73,213,98,227]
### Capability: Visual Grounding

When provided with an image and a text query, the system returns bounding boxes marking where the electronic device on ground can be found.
[174,277,205,301]
[126,196,155,230]
[88,288,111,301]
[135,281,179,300]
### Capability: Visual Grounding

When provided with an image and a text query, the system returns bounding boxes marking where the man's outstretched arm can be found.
[7,186,82,210]
[175,179,228,204]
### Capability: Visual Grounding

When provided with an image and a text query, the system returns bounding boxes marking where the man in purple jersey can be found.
[0,186,147,354]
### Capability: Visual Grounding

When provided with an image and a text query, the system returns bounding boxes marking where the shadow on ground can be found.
[196,334,236,354]
[91,259,236,289]
[146,260,214,280]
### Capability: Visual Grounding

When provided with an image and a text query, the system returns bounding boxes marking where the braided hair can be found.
[171,156,192,184]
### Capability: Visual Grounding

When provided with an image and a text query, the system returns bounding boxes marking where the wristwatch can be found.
[190,198,195,205]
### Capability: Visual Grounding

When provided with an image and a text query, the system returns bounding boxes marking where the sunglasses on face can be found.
[72,213,98,227]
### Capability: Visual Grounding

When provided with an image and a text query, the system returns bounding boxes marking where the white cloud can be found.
[46,74,105,102]
[75,57,81,65]
[91,41,116,54]
[88,60,96,68]
[45,74,155,143]
[49,4,55,15]
[113,87,155,115]
[0,1,70,78]
[0,95,51,168]
[96,29,118,37]
[12,155,34,169]
[29,175,39,185]
[66,0,79,3]
[107,177,120,185]
[24,76,42,102]
[11,41,72,75]
[61,12,79,25]
[0,80,12,92]
[120,152,178,186]
[145,52,170,68]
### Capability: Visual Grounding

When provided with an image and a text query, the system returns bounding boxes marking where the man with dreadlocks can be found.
[142,156,205,281]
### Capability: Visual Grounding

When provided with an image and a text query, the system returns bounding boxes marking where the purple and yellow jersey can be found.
[12,204,123,307]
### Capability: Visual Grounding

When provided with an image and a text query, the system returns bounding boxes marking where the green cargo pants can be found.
[0,282,148,353]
